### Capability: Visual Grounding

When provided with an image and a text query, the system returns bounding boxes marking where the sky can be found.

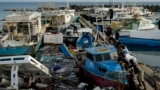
[0,0,160,2]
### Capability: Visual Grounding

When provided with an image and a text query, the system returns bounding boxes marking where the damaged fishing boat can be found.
[75,44,127,89]
[40,4,75,45]
[0,12,44,56]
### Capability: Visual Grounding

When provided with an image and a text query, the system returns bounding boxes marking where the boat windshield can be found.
[66,31,72,36]
[95,54,102,61]
[95,53,111,61]
[86,53,94,61]
[103,53,111,60]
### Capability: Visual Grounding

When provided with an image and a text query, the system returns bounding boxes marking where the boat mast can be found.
[66,1,70,10]
[101,3,104,33]
[109,0,113,7]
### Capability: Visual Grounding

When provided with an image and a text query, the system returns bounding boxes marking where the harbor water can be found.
[132,51,160,66]
[0,2,160,67]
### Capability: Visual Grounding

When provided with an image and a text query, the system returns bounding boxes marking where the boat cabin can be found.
[41,9,75,31]
[113,16,155,30]
[0,12,42,47]
[85,45,118,61]
[64,27,92,37]
[82,45,127,87]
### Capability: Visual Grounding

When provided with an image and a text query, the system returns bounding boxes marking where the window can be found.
[31,59,38,65]
[86,53,94,61]
[46,27,58,33]
[0,58,11,61]
[103,53,111,60]
[97,67,107,73]
[13,57,25,60]
[66,31,72,36]
[95,54,102,61]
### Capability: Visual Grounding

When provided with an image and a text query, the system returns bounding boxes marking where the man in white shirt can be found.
[124,53,138,64]
[121,45,137,64]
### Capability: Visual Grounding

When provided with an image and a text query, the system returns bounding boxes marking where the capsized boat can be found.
[76,44,127,89]
[0,12,44,56]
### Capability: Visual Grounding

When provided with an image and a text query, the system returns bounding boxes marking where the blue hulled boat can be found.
[78,44,127,89]
[115,15,160,51]
[119,37,160,51]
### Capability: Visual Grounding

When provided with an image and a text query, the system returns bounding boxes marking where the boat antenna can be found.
[65,0,70,10]
[121,1,124,9]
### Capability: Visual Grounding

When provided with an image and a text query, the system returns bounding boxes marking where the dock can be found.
[136,63,154,90]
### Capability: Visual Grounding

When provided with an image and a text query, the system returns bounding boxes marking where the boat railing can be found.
[0,55,51,77]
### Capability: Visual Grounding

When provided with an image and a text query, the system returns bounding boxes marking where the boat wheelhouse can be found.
[40,7,75,44]
[81,45,127,89]
[0,12,44,56]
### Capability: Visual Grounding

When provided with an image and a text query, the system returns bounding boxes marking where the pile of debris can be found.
[36,45,80,89]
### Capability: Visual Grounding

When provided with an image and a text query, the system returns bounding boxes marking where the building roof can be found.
[3,12,41,22]
[85,44,116,55]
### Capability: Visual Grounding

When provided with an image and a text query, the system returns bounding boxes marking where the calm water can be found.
[0,2,159,66]
[132,51,160,66]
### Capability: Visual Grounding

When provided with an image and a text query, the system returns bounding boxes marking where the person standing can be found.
[115,30,120,40]
[129,60,146,90]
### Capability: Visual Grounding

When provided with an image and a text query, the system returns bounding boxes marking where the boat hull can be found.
[82,68,126,89]
[119,37,160,51]
[0,46,34,56]
[0,36,43,56]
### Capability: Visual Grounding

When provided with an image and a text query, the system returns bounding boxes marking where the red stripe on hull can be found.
[84,69,126,90]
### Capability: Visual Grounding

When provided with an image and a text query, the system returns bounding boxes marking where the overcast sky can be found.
[0,0,159,2]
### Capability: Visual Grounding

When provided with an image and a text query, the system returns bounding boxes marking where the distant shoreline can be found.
[0,1,160,2]
[1,2,160,12]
